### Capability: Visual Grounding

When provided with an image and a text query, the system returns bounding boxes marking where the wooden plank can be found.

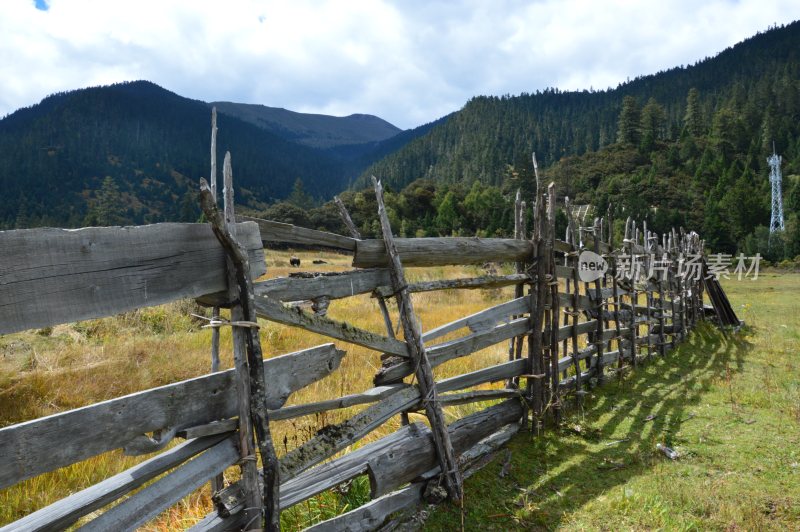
[239,215,357,251]
[2,434,229,532]
[279,386,420,480]
[375,318,530,384]
[168,362,530,530]
[178,419,238,440]
[556,319,598,342]
[0,222,265,335]
[422,296,529,343]
[255,295,408,356]
[208,385,524,519]
[256,269,390,302]
[583,234,612,253]
[78,436,239,532]
[554,239,575,253]
[435,389,519,407]
[368,399,523,497]
[273,358,526,423]
[588,287,630,300]
[278,358,527,481]
[557,345,598,373]
[558,291,593,310]
[269,385,402,421]
[303,482,424,532]
[0,344,343,490]
[374,273,529,298]
[304,420,521,532]
[555,264,574,279]
[280,423,423,509]
[188,511,247,532]
[353,237,533,268]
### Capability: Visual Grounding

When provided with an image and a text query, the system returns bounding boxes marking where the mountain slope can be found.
[212,101,401,149]
[361,21,800,191]
[0,81,413,228]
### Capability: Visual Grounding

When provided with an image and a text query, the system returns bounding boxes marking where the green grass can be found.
[425,273,800,531]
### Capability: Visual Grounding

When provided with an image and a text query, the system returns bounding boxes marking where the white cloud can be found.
[0,0,799,128]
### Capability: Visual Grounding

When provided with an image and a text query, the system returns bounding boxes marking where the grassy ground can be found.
[2,253,797,530]
[0,250,516,530]
[425,272,800,531]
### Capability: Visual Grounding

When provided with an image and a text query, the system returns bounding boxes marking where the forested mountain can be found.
[329,21,798,259]
[0,81,410,228]
[211,101,400,149]
[4,22,799,261]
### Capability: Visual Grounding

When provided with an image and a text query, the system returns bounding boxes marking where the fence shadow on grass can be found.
[427,322,752,531]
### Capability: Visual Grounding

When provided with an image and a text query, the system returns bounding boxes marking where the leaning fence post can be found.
[337,195,409,426]
[334,195,362,240]
[371,176,463,502]
[546,184,561,423]
[199,154,280,531]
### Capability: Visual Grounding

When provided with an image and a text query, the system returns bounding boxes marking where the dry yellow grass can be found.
[0,249,519,530]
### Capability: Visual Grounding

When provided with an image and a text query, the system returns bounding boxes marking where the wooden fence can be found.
[0,177,738,531]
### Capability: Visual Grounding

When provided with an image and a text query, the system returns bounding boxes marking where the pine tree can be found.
[683,88,704,136]
[616,96,641,145]
[640,97,667,148]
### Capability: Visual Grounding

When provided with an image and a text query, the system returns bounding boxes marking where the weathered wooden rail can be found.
[0,172,737,530]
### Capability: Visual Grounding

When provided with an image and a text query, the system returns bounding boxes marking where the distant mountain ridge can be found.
[212,101,401,149]
[360,20,800,191]
[0,80,420,228]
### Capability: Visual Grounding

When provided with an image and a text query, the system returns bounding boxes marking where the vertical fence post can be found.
[608,212,624,372]
[200,153,281,531]
[600,216,612,355]
[625,219,638,367]
[371,176,463,501]
[508,190,524,389]
[527,189,548,434]
[592,218,605,382]
[208,107,224,496]
[222,155,261,527]
[546,184,561,423]
[657,235,667,357]
[564,198,582,392]
[643,223,654,361]
[697,236,706,322]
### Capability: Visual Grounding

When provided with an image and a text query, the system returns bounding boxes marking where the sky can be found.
[2,1,800,130]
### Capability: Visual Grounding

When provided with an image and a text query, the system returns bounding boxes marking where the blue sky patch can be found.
[34,0,49,11]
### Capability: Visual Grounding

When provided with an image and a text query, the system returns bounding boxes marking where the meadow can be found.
[426,272,800,530]
[1,251,797,530]
[0,249,518,530]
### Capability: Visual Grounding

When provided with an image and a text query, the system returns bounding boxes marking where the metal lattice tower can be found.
[768,143,785,234]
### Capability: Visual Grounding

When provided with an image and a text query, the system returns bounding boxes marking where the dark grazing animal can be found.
[289,256,301,267]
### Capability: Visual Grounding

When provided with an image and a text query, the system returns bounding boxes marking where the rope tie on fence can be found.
[191,314,261,330]
[237,453,258,465]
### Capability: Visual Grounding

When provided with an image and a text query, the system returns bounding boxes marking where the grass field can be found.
[0,249,518,530]
[1,252,797,530]
[426,272,800,531]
